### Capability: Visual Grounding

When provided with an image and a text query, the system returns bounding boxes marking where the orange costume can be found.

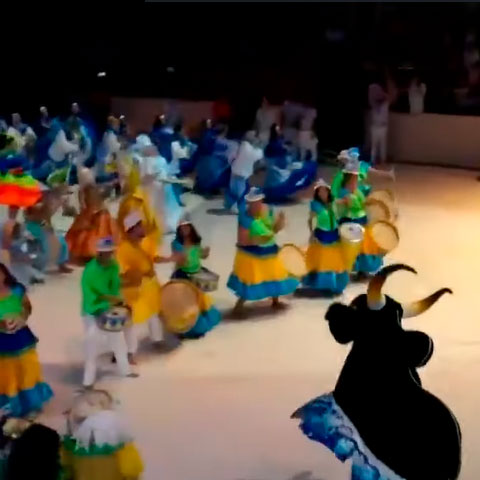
[66,186,119,262]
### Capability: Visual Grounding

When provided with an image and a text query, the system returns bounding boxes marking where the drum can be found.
[96,306,130,332]
[365,198,390,224]
[279,244,308,277]
[369,189,398,221]
[191,268,219,292]
[0,315,25,334]
[339,222,365,271]
[369,221,399,255]
[159,280,200,334]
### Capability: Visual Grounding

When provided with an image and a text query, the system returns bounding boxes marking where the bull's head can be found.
[325,264,452,346]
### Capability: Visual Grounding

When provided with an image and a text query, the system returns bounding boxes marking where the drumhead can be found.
[339,222,365,242]
[370,220,399,253]
[160,280,200,334]
[369,190,398,221]
[279,244,307,277]
[365,198,390,224]
[68,389,114,426]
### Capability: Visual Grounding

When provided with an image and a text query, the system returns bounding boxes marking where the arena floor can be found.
[24,164,480,480]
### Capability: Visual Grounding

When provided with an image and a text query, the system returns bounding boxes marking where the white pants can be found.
[82,315,131,386]
[371,125,388,164]
[124,314,164,354]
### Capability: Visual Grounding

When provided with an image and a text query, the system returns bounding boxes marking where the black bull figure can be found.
[292,264,461,480]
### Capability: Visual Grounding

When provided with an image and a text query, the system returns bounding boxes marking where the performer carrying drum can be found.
[227,187,299,316]
[116,211,164,363]
[337,165,383,275]
[80,237,137,388]
[303,179,349,294]
[159,217,221,339]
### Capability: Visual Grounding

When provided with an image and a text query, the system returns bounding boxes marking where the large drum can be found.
[159,280,200,334]
[339,222,365,271]
[369,221,399,255]
[190,268,220,292]
[279,244,308,277]
[369,189,398,222]
[365,198,390,225]
[96,306,130,332]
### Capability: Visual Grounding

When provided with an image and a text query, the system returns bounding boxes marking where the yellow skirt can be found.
[362,226,383,256]
[0,346,53,417]
[227,246,299,301]
[61,442,144,480]
[305,242,347,273]
[122,276,162,325]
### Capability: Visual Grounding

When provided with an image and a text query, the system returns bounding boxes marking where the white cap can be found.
[313,178,331,190]
[96,236,115,252]
[123,210,143,231]
[343,158,360,175]
[135,134,153,148]
[337,149,350,161]
[178,214,192,227]
[244,187,265,203]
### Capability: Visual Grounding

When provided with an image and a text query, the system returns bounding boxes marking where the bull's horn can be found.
[402,288,452,318]
[367,264,417,310]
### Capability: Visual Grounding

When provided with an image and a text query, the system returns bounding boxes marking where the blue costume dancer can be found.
[194,126,234,196]
[263,124,316,203]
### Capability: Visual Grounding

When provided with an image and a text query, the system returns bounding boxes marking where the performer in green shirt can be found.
[80,237,137,388]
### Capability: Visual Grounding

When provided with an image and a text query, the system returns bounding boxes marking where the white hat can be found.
[96,236,115,252]
[343,159,360,175]
[337,149,350,161]
[177,214,192,227]
[123,210,143,231]
[135,134,153,149]
[313,178,331,190]
[244,187,265,203]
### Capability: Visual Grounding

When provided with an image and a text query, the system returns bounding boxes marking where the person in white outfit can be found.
[408,76,427,115]
[80,237,138,389]
[224,132,263,212]
[368,77,390,165]
[7,113,37,156]
[255,97,278,146]
[298,107,318,161]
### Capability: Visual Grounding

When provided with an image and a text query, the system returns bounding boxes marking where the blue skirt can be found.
[292,393,405,480]
[263,161,317,203]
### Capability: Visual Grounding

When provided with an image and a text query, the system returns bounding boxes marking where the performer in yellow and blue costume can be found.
[303,180,349,294]
[227,187,299,313]
[167,219,221,339]
[0,264,53,417]
[337,167,383,274]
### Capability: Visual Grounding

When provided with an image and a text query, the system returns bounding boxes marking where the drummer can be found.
[227,187,299,316]
[303,179,349,294]
[160,217,221,339]
[116,210,164,363]
[337,166,383,275]
[80,237,137,388]
[331,148,394,198]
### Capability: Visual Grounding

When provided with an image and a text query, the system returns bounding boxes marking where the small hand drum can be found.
[365,198,390,225]
[369,220,399,255]
[369,189,398,222]
[160,280,199,334]
[279,244,308,277]
[96,306,129,332]
[191,268,219,292]
[339,222,365,271]
[0,315,25,334]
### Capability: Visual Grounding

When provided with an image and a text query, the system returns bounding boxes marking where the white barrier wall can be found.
[388,112,480,169]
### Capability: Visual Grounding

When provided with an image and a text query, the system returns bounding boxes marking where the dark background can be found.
[3,3,480,150]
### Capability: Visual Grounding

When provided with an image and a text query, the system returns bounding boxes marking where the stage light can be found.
[167,67,175,73]
[97,71,107,77]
